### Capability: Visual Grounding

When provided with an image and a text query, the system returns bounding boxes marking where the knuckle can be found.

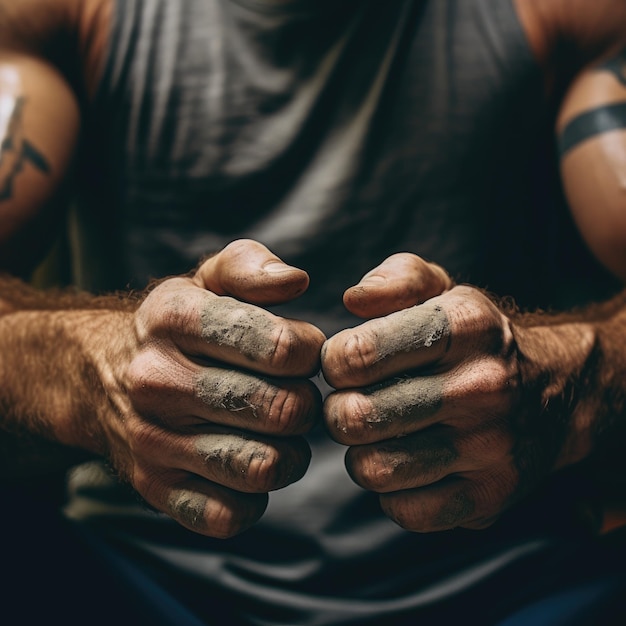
[476,359,516,398]
[449,358,519,416]
[449,288,505,345]
[247,440,310,491]
[126,352,159,399]
[268,323,298,370]
[326,392,375,444]
[264,386,312,434]
[324,331,378,386]
[141,284,195,337]
[345,331,379,373]
[246,445,283,492]
[126,350,183,412]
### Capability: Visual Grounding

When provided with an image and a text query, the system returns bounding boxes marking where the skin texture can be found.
[0,0,625,539]
[119,240,324,536]
[322,259,625,532]
[557,44,626,282]
[318,1,626,533]
[0,240,325,538]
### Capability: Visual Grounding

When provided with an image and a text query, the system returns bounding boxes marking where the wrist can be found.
[61,308,138,456]
[511,319,598,470]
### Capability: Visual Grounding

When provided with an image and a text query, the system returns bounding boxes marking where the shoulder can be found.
[0,0,113,100]
[513,0,626,95]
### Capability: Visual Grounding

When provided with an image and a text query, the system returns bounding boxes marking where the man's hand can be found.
[322,254,596,532]
[98,240,326,538]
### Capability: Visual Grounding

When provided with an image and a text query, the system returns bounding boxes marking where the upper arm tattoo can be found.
[0,95,50,202]
[558,46,626,158]
[558,102,626,158]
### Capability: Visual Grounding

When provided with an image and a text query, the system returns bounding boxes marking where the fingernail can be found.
[358,274,387,286]
[264,261,296,274]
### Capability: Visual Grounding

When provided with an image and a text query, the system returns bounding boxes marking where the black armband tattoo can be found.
[597,47,626,86]
[558,102,626,158]
[0,97,50,201]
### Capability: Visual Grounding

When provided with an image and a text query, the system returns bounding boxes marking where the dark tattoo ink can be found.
[597,47,626,86]
[0,97,50,201]
[558,102,626,158]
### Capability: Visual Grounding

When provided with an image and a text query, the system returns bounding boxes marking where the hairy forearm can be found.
[510,290,626,474]
[0,274,138,480]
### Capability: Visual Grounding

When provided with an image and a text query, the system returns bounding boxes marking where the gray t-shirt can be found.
[65,1,621,624]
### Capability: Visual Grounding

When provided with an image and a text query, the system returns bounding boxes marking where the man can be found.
[1,0,625,623]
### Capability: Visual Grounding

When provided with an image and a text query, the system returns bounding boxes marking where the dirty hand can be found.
[322,254,595,532]
[102,239,326,537]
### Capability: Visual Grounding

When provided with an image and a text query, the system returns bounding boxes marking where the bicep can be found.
[0,51,80,277]
[558,47,626,283]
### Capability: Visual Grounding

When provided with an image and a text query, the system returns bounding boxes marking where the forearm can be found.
[0,275,138,480]
[511,290,626,473]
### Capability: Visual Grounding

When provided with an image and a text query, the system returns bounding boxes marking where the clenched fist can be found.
[99,239,326,537]
[322,253,596,532]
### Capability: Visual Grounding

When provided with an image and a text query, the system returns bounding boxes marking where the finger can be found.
[168,427,312,493]
[193,369,321,435]
[379,477,500,533]
[324,357,517,444]
[322,286,507,389]
[324,375,444,444]
[129,422,311,500]
[138,283,326,377]
[343,253,453,319]
[344,421,513,492]
[322,298,452,389]
[128,353,322,435]
[194,239,310,306]
[345,426,459,492]
[145,471,269,538]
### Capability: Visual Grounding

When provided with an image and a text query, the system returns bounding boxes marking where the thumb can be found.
[192,239,310,305]
[344,253,453,318]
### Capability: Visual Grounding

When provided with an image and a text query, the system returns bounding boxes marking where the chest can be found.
[84,0,619,309]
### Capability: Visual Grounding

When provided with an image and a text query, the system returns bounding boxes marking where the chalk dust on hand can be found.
[200,297,278,362]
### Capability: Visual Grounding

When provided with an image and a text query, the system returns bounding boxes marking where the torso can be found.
[75,0,621,314]
[63,2,622,625]
[72,0,626,105]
